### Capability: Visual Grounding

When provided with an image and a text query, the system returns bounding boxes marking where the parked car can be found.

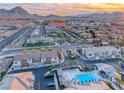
[47,83,55,87]
[44,71,54,78]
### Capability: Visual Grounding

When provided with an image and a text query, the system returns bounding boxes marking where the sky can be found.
[0,3,124,16]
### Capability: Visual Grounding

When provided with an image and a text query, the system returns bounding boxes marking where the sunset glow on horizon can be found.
[0,3,124,16]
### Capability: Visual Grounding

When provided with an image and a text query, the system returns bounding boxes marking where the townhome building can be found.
[83,46,121,60]
[12,50,64,70]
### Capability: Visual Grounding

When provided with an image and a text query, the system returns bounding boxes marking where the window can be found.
[88,53,92,56]
[94,52,99,56]
[41,58,46,62]
[112,51,116,55]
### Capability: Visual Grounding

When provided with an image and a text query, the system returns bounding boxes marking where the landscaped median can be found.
[25,41,50,47]
[24,37,55,47]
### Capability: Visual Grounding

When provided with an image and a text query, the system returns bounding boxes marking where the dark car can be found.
[45,75,54,79]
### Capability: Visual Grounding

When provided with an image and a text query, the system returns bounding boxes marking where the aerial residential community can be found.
[0,3,124,90]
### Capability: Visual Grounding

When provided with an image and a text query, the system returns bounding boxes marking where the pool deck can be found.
[58,68,111,90]
[64,81,111,90]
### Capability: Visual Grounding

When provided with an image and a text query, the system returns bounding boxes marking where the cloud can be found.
[0,3,124,15]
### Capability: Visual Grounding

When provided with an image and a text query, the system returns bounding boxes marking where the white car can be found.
[47,83,55,87]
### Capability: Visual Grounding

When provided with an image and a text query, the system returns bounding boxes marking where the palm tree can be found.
[49,64,56,71]
[49,64,57,74]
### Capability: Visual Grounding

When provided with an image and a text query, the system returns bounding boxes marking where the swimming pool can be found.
[76,73,100,83]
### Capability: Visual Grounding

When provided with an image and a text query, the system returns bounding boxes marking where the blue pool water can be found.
[76,73,100,83]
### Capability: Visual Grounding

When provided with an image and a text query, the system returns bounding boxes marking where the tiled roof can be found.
[14,50,60,60]
[85,46,119,53]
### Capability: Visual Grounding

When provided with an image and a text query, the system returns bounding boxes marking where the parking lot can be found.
[8,66,56,90]
[33,66,56,90]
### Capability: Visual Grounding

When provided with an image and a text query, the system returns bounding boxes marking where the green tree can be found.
[90,30,96,38]
[0,71,6,79]
[77,48,82,55]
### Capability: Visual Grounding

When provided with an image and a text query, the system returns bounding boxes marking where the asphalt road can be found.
[0,44,83,57]
[0,26,32,52]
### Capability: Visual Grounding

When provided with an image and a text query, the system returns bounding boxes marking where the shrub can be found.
[48,47,52,51]
[40,48,46,52]
[63,63,67,67]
